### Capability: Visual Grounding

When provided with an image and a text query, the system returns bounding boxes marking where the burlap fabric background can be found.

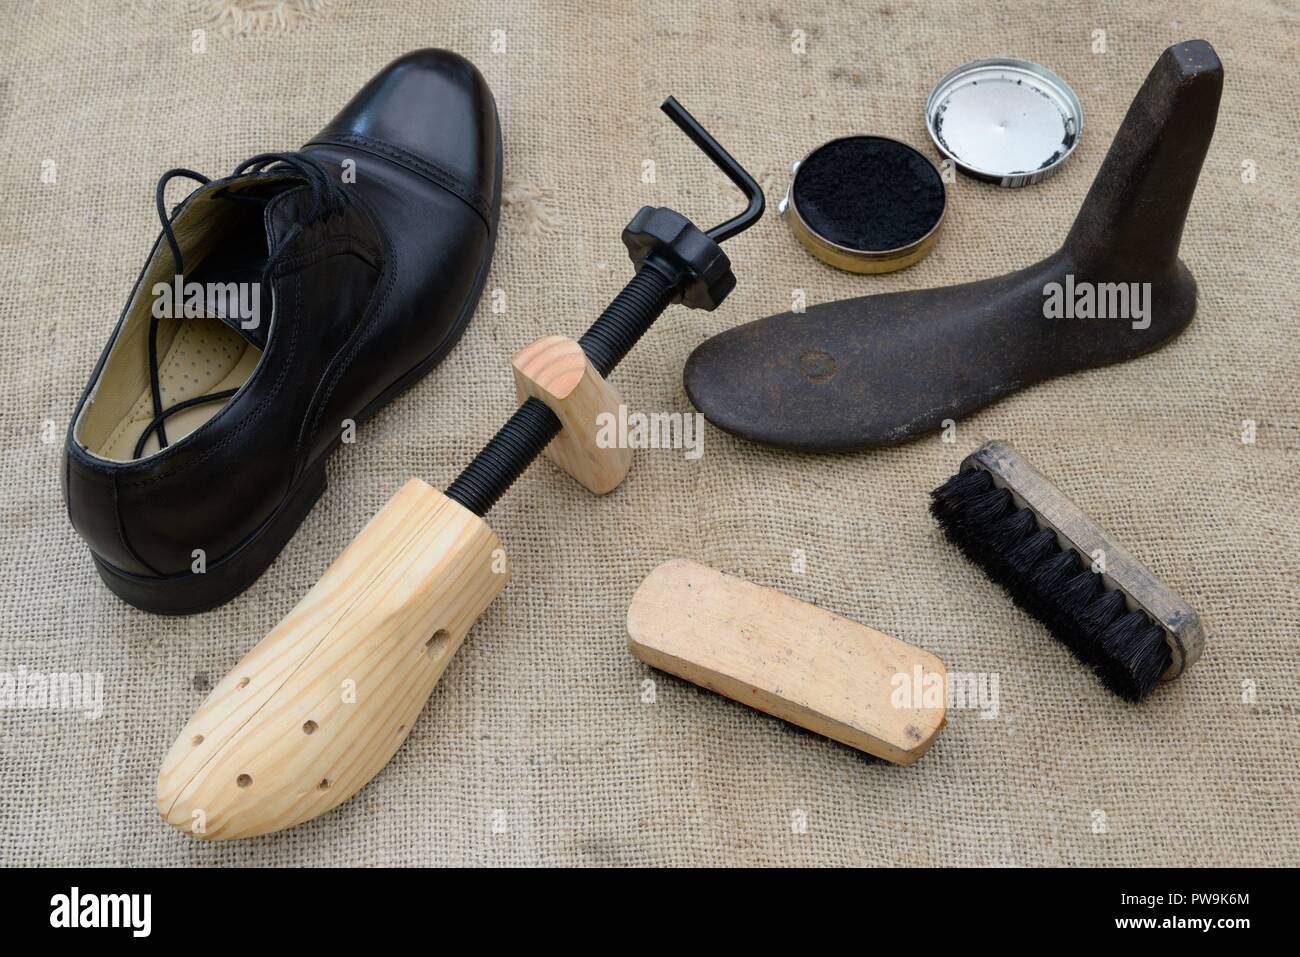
[1,0,1295,866]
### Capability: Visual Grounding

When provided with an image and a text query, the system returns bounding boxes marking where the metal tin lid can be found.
[925,57,1082,187]
[778,135,947,274]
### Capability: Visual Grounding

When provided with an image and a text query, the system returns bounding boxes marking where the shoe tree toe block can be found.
[157,478,508,840]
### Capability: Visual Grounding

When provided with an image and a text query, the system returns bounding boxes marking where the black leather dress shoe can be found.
[64,49,502,614]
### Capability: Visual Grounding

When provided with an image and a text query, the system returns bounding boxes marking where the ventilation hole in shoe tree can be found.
[191,734,204,746]
[302,720,318,735]
[318,779,331,791]
[426,629,451,655]
[237,774,252,788]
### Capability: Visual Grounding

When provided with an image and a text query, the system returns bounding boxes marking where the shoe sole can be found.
[94,131,505,615]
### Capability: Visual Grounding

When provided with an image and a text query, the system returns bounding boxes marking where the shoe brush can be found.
[929,440,1205,701]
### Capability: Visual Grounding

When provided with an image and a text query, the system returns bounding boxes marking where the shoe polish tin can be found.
[925,57,1082,187]
[777,135,947,274]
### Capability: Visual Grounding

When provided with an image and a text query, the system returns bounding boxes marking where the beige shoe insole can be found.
[97,318,260,461]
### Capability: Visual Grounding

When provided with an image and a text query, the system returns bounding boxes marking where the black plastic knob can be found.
[621,206,735,312]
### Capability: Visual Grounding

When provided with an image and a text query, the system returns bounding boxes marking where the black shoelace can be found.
[133,152,348,458]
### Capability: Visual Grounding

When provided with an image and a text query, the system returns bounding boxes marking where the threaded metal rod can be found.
[445,267,677,517]
[444,397,561,516]
[577,267,676,377]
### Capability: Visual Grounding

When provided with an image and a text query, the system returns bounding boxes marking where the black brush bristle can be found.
[1004,527,1058,573]
[1096,614,1171,701]
[1056,567,1104,618]
[930,465,1171,702]
[930,466,995,510]
[931,470,1005,526]
[964,509,1036,584]
[1022,550,1094,661]
[1076,589,1128,639]
[1027,549,1081,596]
[984,507,1038,554]
[1041,566,1107,664]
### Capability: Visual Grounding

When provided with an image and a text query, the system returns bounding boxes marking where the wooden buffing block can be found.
[627,559,946,764]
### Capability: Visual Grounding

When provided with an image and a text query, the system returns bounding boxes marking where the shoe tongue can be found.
[185,176,301,350]
[190,252,273,350]
[264,179,318,247]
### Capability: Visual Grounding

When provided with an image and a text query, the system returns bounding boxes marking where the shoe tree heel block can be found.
[684,41,1224,451]
[156,479,508,840]
[628,559,947,764]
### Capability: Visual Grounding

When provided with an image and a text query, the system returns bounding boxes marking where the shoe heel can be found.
[92,463,328,615]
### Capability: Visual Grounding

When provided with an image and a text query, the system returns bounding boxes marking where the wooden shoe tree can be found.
[157,97,766,839]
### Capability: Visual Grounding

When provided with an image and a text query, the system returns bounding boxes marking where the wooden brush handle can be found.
[157,479,509,840]
[628,560,947,764]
